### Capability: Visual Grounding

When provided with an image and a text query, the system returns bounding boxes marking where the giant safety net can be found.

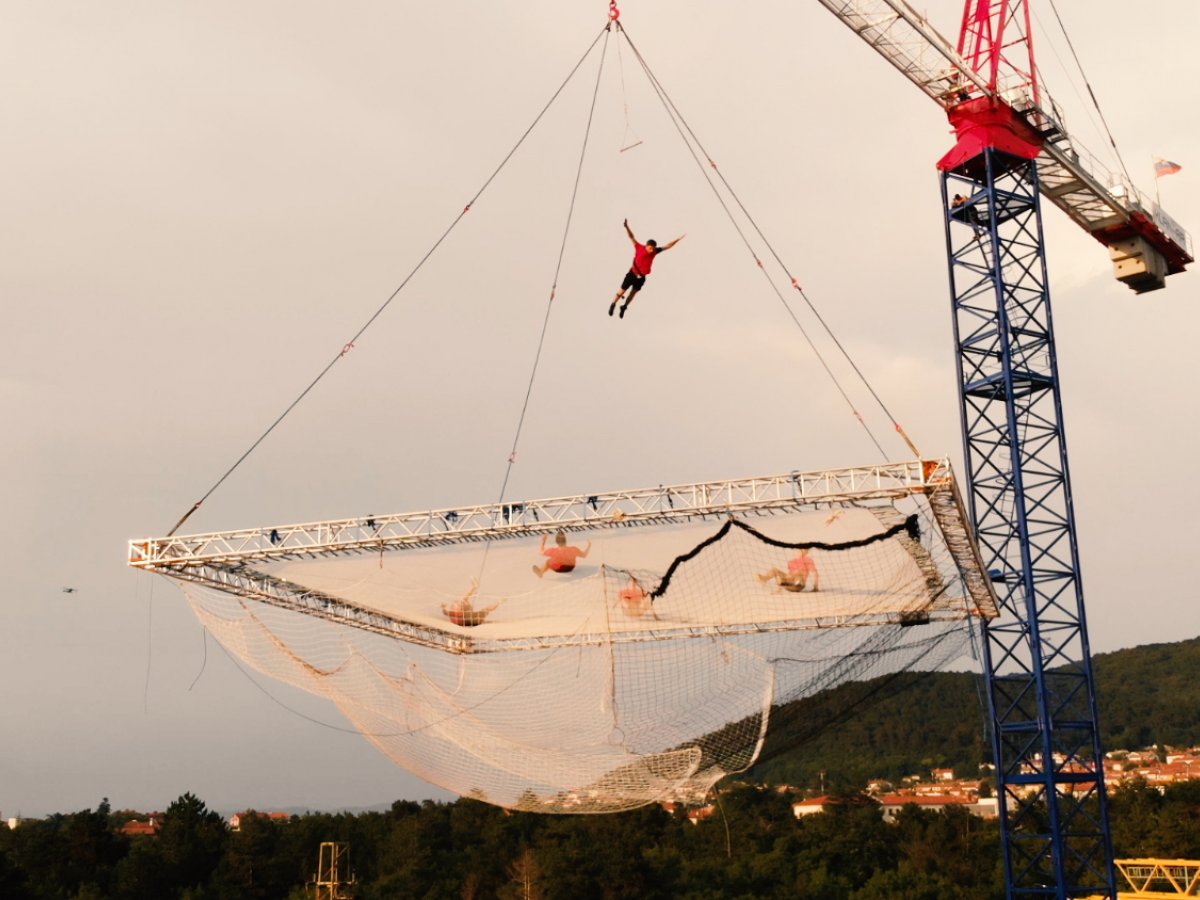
[131,460,997,813]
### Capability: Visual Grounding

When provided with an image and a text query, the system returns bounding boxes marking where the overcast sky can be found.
[3,0,1197,819]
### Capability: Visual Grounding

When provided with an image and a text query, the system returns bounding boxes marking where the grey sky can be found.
[3,0,1197,819]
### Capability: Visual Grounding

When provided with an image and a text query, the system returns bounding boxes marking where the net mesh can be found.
[178,502,984,813]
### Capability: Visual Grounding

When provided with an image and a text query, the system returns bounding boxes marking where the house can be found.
[230,811,291,831]
[120,817,159,837]
[687,805,715,825]
[877,793,971,823]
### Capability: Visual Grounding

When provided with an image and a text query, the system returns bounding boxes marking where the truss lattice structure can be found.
[1115,859,1200,898]
[942,150,1115,898]
[819,0,1191,286]
[130,459,995,654]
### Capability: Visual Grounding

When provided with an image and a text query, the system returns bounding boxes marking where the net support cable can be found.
[619,25,922,461]
[1041,0,1136,190]
[495,24,611,506]
[164,24,612,537]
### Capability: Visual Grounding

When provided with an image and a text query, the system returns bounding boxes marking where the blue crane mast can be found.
[817,1,1193,896]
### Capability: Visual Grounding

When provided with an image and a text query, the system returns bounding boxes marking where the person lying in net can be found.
[618,576,654,618]
[442,578,498,626]
[609,218,684,319]
[532,530,592,578]
[756,548,820,592]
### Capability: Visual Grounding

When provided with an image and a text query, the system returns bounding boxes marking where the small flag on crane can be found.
[1154,157,1182,178]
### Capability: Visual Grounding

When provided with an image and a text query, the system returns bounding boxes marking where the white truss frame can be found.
[131,459,997,654]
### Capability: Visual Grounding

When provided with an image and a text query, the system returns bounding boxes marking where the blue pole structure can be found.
[941,147,1116,899]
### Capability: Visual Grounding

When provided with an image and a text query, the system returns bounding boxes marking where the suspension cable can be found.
[495,24,612,507]
[620,25,917,460]
[165,25,611,537]
[1043,0,1136,190]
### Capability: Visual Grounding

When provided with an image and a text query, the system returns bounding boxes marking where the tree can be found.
[499,848,544,900]
[156,793,227,897]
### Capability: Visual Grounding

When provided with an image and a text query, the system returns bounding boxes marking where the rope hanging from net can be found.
[617,24,922,462]
[163,25,612,537]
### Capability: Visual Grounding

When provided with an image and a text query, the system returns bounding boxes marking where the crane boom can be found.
[816,0,1193,291]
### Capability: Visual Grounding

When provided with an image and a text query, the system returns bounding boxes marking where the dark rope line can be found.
[473,24,612,584]
[1044,0,1135,190]
[141,576,155,714]
[165,24,612,537]
[650,514,918,599]
[621,26,916,461]
[648,519,735,599]
[733,514,920,551]
[187,627,209,692]
[495,25,611,507]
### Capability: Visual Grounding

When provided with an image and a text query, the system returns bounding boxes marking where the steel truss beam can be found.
[1114,859,1200,897]
[131,460,954,567]
[942,149,1116,899]
[818,0,1191,278]
[130,460,998,655]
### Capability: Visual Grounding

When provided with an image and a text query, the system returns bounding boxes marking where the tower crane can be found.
[815,1,1193,897]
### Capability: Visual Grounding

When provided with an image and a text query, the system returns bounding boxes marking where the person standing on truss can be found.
[609,219,684,318]
[532,531,592,578]
[756,548,820,593]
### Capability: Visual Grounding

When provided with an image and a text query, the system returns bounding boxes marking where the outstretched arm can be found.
[660,234,685,252]
[623,218,637,246]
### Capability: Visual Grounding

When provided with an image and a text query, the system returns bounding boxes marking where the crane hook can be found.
[609,1,620,22]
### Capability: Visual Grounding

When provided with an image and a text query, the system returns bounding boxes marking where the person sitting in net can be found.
[442,578,498,627]
[609,218,684,319]
[618,576,654,619]
[532,530,592,578]
[756,548,820,593]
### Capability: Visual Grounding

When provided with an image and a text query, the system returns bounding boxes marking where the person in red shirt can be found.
[532,530,592,578]
[756,548,820,592]
[609,218,684,318]
[618,576,654,619]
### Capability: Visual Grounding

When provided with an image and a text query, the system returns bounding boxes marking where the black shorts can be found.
[621,270,647,291]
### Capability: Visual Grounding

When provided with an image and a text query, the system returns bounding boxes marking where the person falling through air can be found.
[532,530,592,578]
[609,219,684,318]
[756,547,820,593]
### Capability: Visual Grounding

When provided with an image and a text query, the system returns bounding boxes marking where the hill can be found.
[748,634,1200,790]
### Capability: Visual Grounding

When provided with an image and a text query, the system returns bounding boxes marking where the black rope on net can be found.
[165,23,613,537]
[619,24,920,461]
[650,513,920,599]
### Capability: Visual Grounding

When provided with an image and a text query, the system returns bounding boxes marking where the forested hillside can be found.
[750,635,1200,790]
[3,636,1198,898]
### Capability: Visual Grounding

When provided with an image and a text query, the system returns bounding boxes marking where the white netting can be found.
[177,503,982,812]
